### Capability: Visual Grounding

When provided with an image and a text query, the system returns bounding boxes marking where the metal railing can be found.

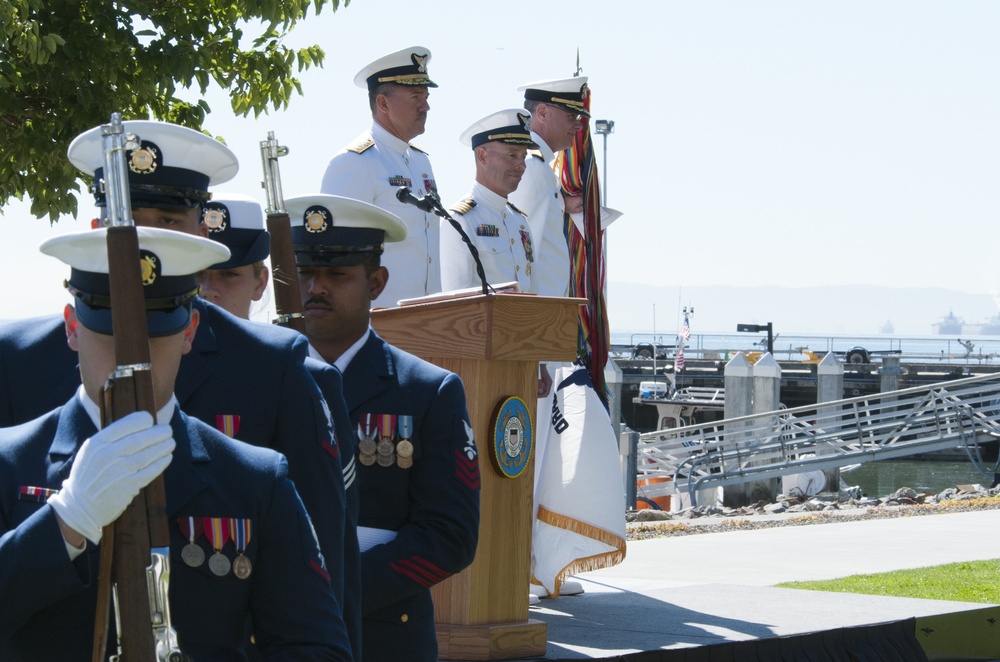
[636,373,1000,507]
[612,333,1000,365]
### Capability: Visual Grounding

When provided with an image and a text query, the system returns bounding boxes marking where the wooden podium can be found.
[371,293,583,661]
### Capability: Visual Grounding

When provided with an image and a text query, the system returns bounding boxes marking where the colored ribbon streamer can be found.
[554,84,610,406]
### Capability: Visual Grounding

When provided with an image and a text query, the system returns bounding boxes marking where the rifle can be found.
[260,132,305,333]
[92,112,185,662]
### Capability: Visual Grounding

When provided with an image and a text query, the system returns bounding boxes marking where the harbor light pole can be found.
[594,119,615,204]
[737,322,774,355]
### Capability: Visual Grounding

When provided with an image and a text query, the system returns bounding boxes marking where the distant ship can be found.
[933,310,963,335]
[879,319,894,334]
[963,314,1000,336]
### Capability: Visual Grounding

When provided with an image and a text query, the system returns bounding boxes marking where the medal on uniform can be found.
[205,518,231,577]
[397,455,413,469]
[17,485,57,503]
[229,518,253,580]
[359,452,377,466]
[358,413,378,456]
[179,516,205,568]
[376,414,398,466]
[397,416,414,459]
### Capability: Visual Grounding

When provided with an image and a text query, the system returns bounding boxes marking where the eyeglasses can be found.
[545,103,583,121]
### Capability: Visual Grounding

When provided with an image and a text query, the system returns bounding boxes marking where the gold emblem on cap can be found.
[129,145,158,175]
[140,254,158,286]
[203,207,227,232]
[412,53,429,73]
[305,209,329,233]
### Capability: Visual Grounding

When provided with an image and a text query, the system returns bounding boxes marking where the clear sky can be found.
[3,0,998,325]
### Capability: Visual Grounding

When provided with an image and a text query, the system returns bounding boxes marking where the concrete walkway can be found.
[525,509,1000,660]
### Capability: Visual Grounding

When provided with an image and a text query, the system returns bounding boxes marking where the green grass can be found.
[777,559,1000,604]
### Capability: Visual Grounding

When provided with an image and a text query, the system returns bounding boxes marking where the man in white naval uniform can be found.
[320,46,441,306]
[441,109,538,294]
[507,76,588,299]
[508,77,591,600]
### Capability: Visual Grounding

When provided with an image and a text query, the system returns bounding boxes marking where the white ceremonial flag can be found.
[531,364,626,596]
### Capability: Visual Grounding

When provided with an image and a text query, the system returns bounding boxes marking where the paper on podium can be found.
[395,281,525,307]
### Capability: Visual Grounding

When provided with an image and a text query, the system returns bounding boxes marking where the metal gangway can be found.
[636,373,1000,507]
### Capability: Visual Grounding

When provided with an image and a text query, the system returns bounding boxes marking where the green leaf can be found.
[1,0,341,219]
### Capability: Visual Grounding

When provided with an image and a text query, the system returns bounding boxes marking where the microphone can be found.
[394,186,492,296]
[396,186,436,213]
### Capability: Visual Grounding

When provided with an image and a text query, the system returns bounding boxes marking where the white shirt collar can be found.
[336,327,372,373]
[529,131,556,164]
[471,181,509,213]
[77,385,177,429]
[372,121,412,158]
[309,327,372,373]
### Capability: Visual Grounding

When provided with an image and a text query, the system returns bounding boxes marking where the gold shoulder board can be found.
[527,149,544,161]
[508,202,527,218]
[347,137,375,154]
[450,196,477,215]
[410,143,429,155]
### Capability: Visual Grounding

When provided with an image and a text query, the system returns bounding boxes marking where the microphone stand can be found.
[397,187,491,296]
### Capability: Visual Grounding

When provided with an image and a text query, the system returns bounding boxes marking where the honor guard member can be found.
[320,46,442,306]
[0,228,351,660]
[0,121,351,636]
[289,194,480,662]
[196,193,272,319]
[507,76,588,298]
[441,108,538,294]
[199,193,363,660]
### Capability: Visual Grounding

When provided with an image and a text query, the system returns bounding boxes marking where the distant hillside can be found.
[607,282,999,337]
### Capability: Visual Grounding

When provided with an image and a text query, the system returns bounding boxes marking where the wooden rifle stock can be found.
[91,115,177,662]
[260,132,305,333]
[267,210,306,333]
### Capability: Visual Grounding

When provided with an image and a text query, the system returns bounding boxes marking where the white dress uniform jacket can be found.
[442,182,534,293]
[507,131,568,298]
[320,122,441,305]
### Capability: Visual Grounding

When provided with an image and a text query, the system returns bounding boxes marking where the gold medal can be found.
[232,554,252,580]
[376,452,395,467]
[397,455,413,469]
[181,542,205,568]
[359,438,377,455]
[396,439,414,458]
[377,439,394,456]
[359,452,377,466]
[209,552,231,577]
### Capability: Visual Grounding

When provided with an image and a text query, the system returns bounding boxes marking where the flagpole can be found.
[651,303,657,383]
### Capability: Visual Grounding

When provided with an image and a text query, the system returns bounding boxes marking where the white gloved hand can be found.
[48,411,175,545]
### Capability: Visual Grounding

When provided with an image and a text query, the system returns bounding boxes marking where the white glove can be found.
[48,411,175,545]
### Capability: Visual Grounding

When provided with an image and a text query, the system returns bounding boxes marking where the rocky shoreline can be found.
[626,483,1000,541]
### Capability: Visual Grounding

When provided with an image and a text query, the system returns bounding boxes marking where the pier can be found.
[614,348,1000,434]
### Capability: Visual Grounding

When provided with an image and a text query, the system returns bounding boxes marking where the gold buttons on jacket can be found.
[400,614,409,623]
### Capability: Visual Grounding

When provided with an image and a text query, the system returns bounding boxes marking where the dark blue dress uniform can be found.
[307,357,363,660]
[0,301,349,620]
[343,331,481,662]
[0,396,352,661]
[0,314,78,426]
